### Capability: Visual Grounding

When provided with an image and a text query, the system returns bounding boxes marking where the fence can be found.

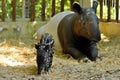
[99,0,119,22]
[0,0,120,22]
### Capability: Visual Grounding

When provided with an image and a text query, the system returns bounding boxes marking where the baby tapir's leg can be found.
[37,63,44,75]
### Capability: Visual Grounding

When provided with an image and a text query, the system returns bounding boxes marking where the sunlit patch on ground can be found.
[0,54,24,66]
[101,33,110,42]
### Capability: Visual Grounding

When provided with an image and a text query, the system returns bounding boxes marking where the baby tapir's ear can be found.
[72,2,82,14]
[35,44,39,49]
[92,0,98,13]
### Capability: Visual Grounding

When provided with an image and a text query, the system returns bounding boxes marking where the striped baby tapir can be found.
[35,33,54,75]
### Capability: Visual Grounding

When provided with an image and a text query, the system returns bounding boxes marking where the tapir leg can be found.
[86,43,98,61]
[63,46,85,59]
[37,64,43,75]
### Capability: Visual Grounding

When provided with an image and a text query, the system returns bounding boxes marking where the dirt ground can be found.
[0,32,120,80]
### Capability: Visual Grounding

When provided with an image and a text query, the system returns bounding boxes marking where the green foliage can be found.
[97,4,116,19]
[6,0,12,19]
[16,0,22,18]
[0,0,116,20]
[0,0,75,19]
[35,0,72,18]
[35,0,42,18]
[0,0,22,19]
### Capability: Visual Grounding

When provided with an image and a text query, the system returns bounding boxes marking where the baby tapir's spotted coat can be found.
[35,33,54,75]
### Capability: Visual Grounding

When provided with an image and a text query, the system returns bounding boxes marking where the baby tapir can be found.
[35,33,54,75]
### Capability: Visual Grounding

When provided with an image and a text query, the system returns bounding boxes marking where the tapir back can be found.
[37,11,74,50]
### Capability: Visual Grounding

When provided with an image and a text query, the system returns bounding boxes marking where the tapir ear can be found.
[92,0,98,13]
[72,2,82,14]
[35,44,39,49]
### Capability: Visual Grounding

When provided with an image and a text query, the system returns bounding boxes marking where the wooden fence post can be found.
[70,0,75,10]
[52,0,56,17]
[2,0,6,22]
[61,0,64,12]
[12,0,16,21]
[30,0,35,21]
[116,0,119,22]
[107,0,111,22]
[100,0,103,21]
[42,0,46,21]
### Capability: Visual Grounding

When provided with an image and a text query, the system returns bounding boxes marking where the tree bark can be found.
[52,0,55,17]
[12,0,16,21]
[42,0,46,21]
[61,0,64,12]
[2,0,6,21]
[30,0,35,21]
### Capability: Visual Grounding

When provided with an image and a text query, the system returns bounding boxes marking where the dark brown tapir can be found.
[37,1,101,61]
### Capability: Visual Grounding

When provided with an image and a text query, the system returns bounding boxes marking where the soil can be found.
[0,36,120,80]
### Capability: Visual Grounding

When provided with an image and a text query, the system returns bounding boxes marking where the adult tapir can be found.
[37,1,101,61]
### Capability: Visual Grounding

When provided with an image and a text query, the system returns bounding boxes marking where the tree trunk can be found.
[52,0,55,17]
[30,0,35,21]
[61,0,64,12]
[42,0,46,21]
[70,0,75,10]
[2,0,6,21]
[12,0,16,21]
